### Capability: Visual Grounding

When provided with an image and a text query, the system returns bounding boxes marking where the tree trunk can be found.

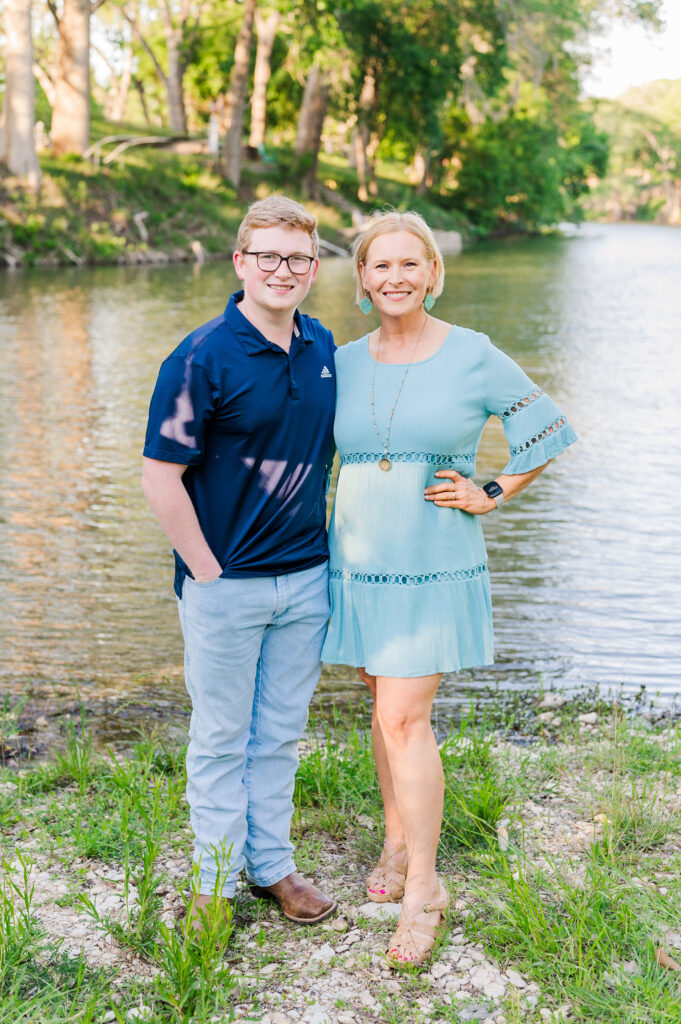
[161,0,188,135]
[354,69,375,202]
[51,0,91,156]
[222,0,257,186]
[296,65,320,154]
[248,8,279,150]
[367,129,379,196]
[165,32,187,133]
[415,149,432,196]
[295,65,329,200]
[0,0,41,192]
[132,76,152,127]
[107,47,133,122]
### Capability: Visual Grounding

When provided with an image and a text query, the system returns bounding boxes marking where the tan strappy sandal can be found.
[386,881,450,965]
[366,846,408,903]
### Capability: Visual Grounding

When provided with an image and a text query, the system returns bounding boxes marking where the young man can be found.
[142,196,337,928]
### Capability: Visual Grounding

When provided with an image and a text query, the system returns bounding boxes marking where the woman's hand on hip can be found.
[424,470,496,515]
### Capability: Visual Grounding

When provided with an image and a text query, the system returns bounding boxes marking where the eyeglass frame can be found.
[243,251,317,275]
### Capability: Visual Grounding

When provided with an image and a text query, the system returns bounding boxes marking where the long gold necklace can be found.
[370,315,429,471]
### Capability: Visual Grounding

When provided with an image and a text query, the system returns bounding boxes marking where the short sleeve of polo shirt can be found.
[143,354,217,465]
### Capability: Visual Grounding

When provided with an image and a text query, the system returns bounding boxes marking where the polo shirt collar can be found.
[225,291,312,356]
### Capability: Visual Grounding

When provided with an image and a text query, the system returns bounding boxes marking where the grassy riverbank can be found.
[0,115,470,270]
[2,692,681,1024]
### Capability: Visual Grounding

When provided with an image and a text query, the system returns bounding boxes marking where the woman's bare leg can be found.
[375,673,445,952]
[358,668,405,853]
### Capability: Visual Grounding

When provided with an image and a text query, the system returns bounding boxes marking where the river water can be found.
[1,222,679,723]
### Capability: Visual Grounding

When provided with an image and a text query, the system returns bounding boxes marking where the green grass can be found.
[0,848,114,1023]
[585,725,681,777]
[2,692,681,1022]
[1,148,247,266]
[468,851,681,1023]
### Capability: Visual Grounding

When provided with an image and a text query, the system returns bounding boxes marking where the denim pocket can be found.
[186,575,223,588]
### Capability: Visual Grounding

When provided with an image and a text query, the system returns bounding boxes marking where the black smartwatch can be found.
[482,480,505,510]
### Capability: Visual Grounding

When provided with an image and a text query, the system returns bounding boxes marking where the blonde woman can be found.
[322,212,576,964]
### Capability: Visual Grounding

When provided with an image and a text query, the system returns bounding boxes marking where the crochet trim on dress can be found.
[340,451,475,466]
[497,388,544,419]
[329,564,488,585]
[509,416,570,456]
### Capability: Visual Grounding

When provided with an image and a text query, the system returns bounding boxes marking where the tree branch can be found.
[123,10,168,85]
[46,0,60,29]
[33,62,56,108]
[91,41,115,74]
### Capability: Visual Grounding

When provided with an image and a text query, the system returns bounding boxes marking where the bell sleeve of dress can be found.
[143,354,217,465]
[482,338,577,475]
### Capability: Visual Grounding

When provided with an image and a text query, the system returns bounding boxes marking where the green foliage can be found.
[11,0,669,244]
[181,4,245,113]
[295,725,381,832]
[0,150,245,266]
[153,857,236,1023]
[445,109,608,234]
[439,715,512,854]
[469,851,681,1022]
[586,80,681,224]
[54,704,99,796]
[0,850,113,1023]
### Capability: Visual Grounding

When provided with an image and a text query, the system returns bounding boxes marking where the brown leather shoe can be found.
[249,872,337,924]
[187,892,233,939]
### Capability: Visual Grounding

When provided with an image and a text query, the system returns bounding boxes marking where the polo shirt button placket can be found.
[287,350,300,402]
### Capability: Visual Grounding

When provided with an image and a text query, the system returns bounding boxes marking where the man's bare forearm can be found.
[141,457,222,582]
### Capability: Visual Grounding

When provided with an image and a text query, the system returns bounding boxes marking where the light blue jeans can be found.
[177,561,329,897]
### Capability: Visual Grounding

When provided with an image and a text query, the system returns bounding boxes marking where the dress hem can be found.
[322,654,495,679]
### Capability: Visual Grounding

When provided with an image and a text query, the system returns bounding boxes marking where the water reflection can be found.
[2,281,99,680]
[0,223,679,714]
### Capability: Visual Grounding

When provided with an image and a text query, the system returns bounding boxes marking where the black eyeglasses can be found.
[244,251,316,275]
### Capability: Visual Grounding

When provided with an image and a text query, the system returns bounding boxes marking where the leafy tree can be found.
[335,0,483,199]
[588,82,681,223]
[449,104,607,232]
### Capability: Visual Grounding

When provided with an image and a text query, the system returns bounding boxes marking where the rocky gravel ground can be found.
[4,698,681,1023]
[17,834,541,1024]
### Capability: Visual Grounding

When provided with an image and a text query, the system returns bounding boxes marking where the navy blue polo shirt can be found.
[143,291,336,596]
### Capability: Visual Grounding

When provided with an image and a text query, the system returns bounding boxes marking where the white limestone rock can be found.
[309,943,335,964]
[538,693,566,709]
[358,901,401,920]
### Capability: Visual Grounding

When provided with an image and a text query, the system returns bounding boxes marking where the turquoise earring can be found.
[359,296,373,315]
[424,293,435,312]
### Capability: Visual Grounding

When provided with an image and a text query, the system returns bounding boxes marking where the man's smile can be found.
[267,283,296,293]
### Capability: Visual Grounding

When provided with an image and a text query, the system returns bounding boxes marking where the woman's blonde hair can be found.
[237,195,319,257]
[352,211,445,306]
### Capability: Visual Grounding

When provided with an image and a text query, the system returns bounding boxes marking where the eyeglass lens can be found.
[252,253,314,274]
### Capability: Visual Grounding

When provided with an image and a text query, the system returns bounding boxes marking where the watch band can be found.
[482,480,505,509]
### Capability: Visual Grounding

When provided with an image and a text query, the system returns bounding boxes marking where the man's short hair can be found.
[236,196,320,258]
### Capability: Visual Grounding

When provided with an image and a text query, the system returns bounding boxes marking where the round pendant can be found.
[379,458,391,472]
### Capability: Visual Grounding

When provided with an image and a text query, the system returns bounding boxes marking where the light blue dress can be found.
[321,326,577,677]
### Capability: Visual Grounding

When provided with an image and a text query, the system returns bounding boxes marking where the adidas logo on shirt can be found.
[320,365,333,379]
